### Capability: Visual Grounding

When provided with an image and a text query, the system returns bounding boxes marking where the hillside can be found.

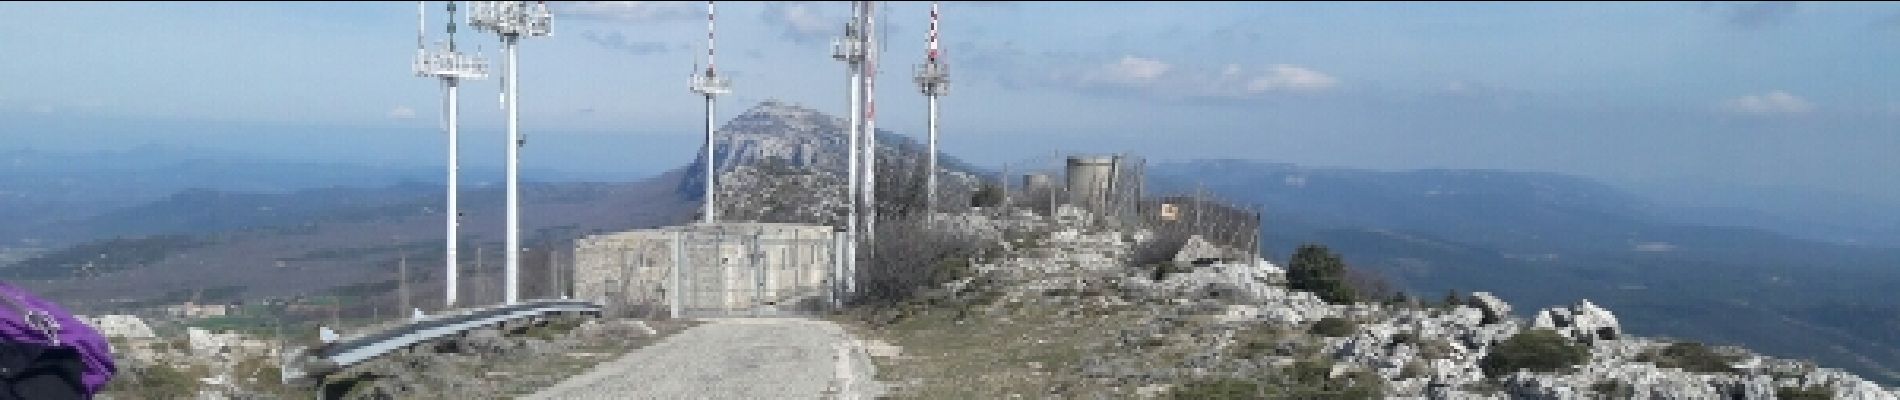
[9,170,697,314]
[1149,159,1900,384]
[842,206,1899,398]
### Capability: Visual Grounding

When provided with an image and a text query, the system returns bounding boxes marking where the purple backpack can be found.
[0,281,116,395]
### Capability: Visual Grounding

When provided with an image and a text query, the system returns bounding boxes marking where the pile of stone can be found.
[1530,299,1620,343]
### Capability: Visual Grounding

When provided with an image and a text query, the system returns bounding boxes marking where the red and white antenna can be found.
[691,1,731,224]
[915,1,950,213]
[928,2,939,62]
[862,1,879,250]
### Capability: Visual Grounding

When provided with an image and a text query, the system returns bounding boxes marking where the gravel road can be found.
[526,318,880,399]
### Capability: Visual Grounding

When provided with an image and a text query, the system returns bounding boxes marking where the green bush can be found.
[1592,380,1634,397]
[1230,327,1291,359]
[971,183,1005,208]
[1169,378,1259,399]
[1268,359,1385,399]
[1777,386,1834,399]
[1288,244,1357,304]
[1480,329,1590,377]
[1639,342,1739,373]
[1310,317,1358,337]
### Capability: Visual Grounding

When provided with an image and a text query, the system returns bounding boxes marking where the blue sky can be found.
[4,1,1900,202]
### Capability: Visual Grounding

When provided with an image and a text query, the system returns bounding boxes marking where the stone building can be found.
[573,222,839,317]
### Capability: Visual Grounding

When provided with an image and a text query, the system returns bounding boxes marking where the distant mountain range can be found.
[0,146,633,248]
[3,102,1896,384]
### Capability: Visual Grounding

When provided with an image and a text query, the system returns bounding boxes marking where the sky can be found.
[4,1,1900,203]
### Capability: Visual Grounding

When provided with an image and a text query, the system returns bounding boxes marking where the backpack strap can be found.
[0,293,58,348]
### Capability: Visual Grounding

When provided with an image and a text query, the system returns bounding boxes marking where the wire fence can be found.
[986,152,1264,261]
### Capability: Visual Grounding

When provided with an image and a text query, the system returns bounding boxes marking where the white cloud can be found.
[1244,64,1338,92]
[955,40,1338,101]
[556,1,699,22]
[1721,90,1813,115]
[1633,242,1677,252]
[387,106,417,120]
[1090,56,1171,86]
[761,2,835,44]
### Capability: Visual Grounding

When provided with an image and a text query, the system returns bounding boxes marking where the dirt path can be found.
[526,318,880,399]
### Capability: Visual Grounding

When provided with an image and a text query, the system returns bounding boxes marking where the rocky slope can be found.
[854,206,1900,399]
[688,100,986,224]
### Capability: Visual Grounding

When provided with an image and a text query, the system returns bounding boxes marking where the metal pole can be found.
[504,36,521,305]
[751,233,762,316]
[704,94,717,223]
[926,94,938,214]
[845,36,862,300]
[399,253,409,318]
[445,78,460,308]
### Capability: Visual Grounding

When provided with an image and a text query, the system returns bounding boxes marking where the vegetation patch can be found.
[1480,329,1590,377]
[1638,341,1741,373]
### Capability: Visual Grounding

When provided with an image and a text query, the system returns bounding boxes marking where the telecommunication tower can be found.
[691,1,731,223]
[861,2,880,248]
[469,1,552,305]
[414,1,489,308]
[914,2,949,213]
[831,1,869,294]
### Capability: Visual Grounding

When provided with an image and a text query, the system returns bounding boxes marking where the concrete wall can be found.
[574,223,836,316]
[1066,155,1117,210]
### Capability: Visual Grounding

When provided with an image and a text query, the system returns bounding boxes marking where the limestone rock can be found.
[1470,292,1511,325]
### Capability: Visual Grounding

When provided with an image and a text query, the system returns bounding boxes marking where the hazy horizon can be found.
[5,1,1900,205]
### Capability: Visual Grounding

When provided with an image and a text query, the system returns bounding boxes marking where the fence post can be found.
[670,230,683,319]
[751,232,762,316]
[832,230,845,308]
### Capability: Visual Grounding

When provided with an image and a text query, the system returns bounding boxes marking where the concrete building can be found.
[574,223,839,317]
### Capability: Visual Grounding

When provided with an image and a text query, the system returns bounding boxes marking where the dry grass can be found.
[839,299,1144,399]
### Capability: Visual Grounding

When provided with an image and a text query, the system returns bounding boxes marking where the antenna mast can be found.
[862,2,879,252]
[470,1,552,305]
[415,0,488,309]
[832,1,869,296]
[915,2,949,214]
[691,1,731,224]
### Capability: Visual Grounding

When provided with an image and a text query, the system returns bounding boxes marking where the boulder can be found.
[1531,299,1621,343]
[1470,292,1511,325]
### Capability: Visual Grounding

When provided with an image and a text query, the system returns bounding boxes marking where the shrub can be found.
[854,216,1000,307]
[1592,381,1634,397]
[1639,342,1739,373]
[1480,329,1590,377]
[1777,386,1834,400]
[1230,326,1291,359]
[1287,244,1357,304]
[971,183,1005,208]
[1310,317,1358,338]
[1268,359,1385,399]
[1169,378,1259,399]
